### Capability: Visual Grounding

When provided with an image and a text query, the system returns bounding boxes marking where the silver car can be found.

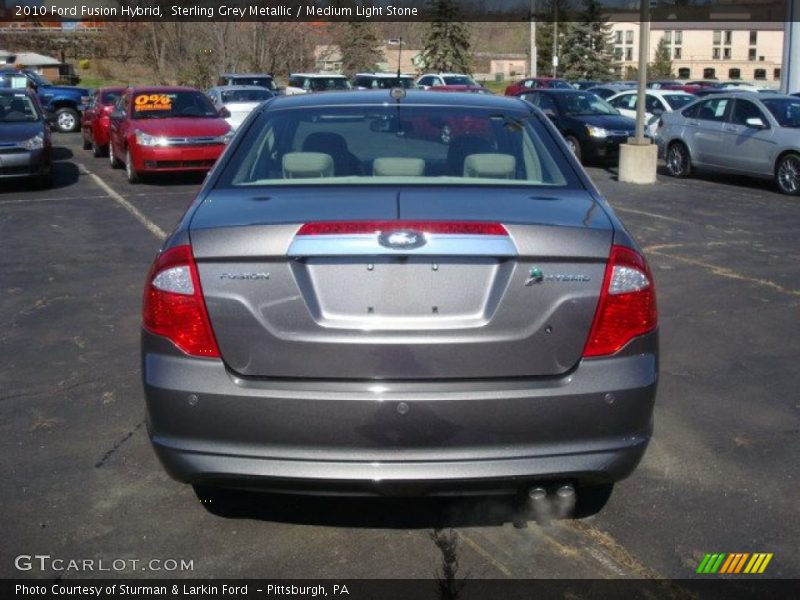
[657,92,800,195]
[142,91,658,515]
[206,86,275,131]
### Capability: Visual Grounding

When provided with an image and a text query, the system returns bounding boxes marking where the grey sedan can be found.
[0,89,52,187]
[656,92,800,195]
[141,91,658,517]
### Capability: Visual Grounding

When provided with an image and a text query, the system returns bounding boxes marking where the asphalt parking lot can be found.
[1,132,798,581]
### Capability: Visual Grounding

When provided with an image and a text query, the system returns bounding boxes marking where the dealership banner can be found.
[0,0,793,22]
[5,579,800,600]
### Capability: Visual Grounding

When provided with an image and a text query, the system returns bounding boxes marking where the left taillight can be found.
[142,245,220,358]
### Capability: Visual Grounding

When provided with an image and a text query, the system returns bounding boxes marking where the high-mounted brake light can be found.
[142,245,220,358]
[297,221,508,236]
[583,245,657,358]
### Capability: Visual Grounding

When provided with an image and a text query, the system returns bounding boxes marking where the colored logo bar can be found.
[696,553,773,574]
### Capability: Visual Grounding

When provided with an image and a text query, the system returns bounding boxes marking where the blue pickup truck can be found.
[0,68,90,133]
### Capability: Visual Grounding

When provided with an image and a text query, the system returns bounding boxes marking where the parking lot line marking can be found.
[612,206,690,225]
[0,195,110,206]
[457,531,513,577]
[78,163,167,240]
[646,248,800,298]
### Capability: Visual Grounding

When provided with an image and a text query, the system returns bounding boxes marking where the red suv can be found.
[81,86,125,157]
[108,86,232,183]
[504,77,572,96]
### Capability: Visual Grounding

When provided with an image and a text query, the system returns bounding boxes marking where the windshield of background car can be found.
[132,91,218,119]
[232,77,277,91]
[0,92,41,122]
[761,98,800,128]
[557,93,618,116]
[217,104,578,188]
[221,89,272,103]
[550,80,574,89]
[442,76,476,86]
[663,94,695,109]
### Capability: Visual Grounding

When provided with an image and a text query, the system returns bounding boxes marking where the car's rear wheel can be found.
[82,130,91,150]
[125,148,140,184]
[55,107,80,133]
[564,135,582,162]
[666,141,692,178]
[775,152,800,196]
[108,142,122,168]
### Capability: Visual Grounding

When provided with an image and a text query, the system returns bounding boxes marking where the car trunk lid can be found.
[190,186,613,379]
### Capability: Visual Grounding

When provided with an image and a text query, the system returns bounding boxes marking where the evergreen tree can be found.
[420,0,472,74]
[649,35,674,79]
[558,0,614,81]
[336,22,383,77]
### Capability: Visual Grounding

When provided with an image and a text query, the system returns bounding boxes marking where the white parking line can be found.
[78,164,167,240]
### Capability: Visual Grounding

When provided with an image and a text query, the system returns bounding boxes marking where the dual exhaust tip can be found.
[521,483,576,525]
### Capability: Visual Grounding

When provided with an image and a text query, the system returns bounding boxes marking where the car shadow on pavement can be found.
[654,165,778,195]
[139,172,208,187]
[194,486,517,528]
[0,151,79,194]
[193,485,612,528]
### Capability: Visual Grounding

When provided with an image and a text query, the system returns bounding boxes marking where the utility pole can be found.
[552,1,558,78]
[529,0,537,77]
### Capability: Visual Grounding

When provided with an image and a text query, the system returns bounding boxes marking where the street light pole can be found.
[618,0,657,184]
[397,37,403,81]
[781,0,800,94]
[634,0,650,144]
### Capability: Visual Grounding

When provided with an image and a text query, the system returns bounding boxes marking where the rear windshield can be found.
[761,98,800,128]
[132,91,217,119]
[230,77,277,91]
[309,78,352,92]
[663,94,695,109]
[549,80,574,89]
[358,77,415,89]
[556,93,618,116]
[100,90,122,106]
[0,92,41,122]
[442,76,476,86]
[221,89,272,103]
[217,104,577,188]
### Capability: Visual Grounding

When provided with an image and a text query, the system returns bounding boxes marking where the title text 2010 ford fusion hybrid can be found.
[141,90,657,514]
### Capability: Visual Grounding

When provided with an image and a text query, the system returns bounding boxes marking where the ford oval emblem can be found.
[378,229,426,250]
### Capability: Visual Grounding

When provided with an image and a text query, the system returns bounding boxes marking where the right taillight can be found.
[142,245,220,358]
[583,245,657,358]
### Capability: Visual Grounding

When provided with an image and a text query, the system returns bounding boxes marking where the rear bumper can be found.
[143,331,657,495]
